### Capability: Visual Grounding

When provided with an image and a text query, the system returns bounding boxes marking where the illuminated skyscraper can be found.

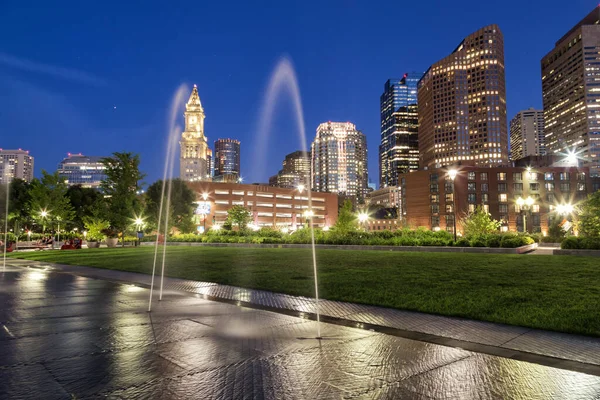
[311,122,368,200]
[214,138,240,180]
[379,73,420,188]
[510,109,545,161]
[0,149,33,183]
[542,6,600,176]
[269,150,310,188]
[180,85,211,181]
[57,153,106,188]
[418,25,508,169]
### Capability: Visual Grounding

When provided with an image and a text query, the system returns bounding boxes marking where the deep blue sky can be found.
[0,0,595,186]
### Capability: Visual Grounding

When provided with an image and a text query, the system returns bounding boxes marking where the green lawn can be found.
[8,247,600,337]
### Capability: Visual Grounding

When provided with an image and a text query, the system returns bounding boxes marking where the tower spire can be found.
[187,84,203,110]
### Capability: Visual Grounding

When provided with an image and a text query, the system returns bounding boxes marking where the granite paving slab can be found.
[2,260,600,399]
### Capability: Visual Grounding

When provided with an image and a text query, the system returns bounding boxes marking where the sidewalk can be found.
[7,258,600,376]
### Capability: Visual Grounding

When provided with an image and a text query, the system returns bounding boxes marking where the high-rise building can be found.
[379,73,420,188]
[269,150,310,188]
[510,108,545,161]
[418,25,508,169]
[57,153,106,188]
[541,6,600,176]
[0,149,34,183]
[214,138,240,180]
[311,122,368,200]
[180,85,211,182]
[207,148,214,178]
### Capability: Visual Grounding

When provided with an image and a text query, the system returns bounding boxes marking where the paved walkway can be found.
[6,259,600,375]
[2,262,600,399]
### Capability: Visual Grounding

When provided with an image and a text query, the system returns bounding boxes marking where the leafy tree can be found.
[547,215,567,240]
[146,179,196,233]
[83,216,110,241]
[577,191,600,237]
[28,171,75,233]
[461,205,501,237]
[7,179,32,232]
[333,200,358,233]
[66,185,103,230]
[100,152,145,243]
[226,205,251,230]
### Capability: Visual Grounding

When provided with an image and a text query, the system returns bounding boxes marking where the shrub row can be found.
[142,230,535,249]
[561,236,600,250]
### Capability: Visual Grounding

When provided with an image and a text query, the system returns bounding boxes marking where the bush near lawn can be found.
[561,236,600,250]
[142,228,535,249]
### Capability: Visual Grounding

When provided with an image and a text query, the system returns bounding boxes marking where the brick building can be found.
[396,164,593,235]
[186,182,338,230]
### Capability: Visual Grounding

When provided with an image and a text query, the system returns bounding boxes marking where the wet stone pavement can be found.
[2,265,600,399]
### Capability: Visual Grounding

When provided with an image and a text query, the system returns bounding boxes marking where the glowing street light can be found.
[40,209,49,233]
[202,192,209,201]
[555,203,574,215]
[447,169,459,241]
[358,212,369,231]
[133,216,145,247]
[303,209,314,219]
[297,183,305,193]
[447,169,458,181]
[565,149,578,166]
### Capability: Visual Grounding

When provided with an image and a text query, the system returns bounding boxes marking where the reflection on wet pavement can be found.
[1,266,600,399]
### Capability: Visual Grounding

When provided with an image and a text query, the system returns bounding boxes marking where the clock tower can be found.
[180,85,210,181]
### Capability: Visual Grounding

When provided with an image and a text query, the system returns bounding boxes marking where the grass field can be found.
[8,246,600,336]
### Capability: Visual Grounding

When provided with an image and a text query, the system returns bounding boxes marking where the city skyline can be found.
[1,1,597,185]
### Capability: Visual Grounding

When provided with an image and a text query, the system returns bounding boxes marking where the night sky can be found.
[0,0,595,186]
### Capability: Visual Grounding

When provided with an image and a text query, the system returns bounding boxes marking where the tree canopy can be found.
[100,152,145,235]
[226,205,251,230]
[461,205,501,237]
[146,179,196,234]
[577,191,600,237]
[67,185,103,230]
[28,171,75,231]
[333,200,358,233]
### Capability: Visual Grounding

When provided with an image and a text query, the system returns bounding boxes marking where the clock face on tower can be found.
[189,117,196,125]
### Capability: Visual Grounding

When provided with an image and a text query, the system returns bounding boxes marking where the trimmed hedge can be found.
[561,236,600,250]
[141,229,535,249]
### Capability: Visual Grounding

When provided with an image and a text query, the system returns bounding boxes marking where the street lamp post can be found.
[135,217,144,247]
[40,210,48,234]
[358,212,369,231]
[56,220,60,250]
[447,169,458,242]
[202,193,209,232]
[516,196,535,233]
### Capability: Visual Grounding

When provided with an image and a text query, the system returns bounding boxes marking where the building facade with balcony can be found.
[269,150,311,189]
[418,25,508,169]
[510,108,545,160]
[186,182,338,230]
[541,5,600,176]
[57,153,106,188]
[0,149,33,183]
[394,164,593,235]
[311,122,368,201]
